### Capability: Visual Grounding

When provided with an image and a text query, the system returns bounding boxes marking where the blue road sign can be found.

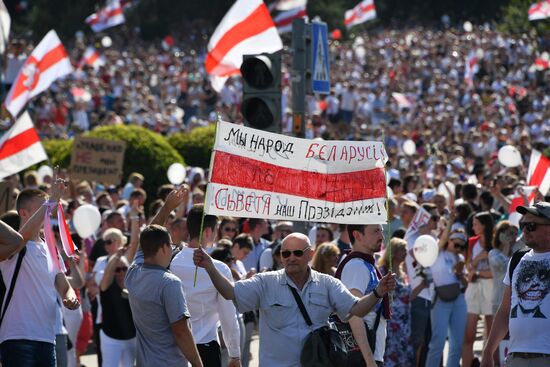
[311,22,330,94]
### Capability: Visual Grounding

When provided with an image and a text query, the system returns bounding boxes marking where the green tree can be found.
[498,0,550,34]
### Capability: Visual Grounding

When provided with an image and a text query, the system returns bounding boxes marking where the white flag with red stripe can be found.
[4,30,73,118]
[464,51,478,87]
[85,0,125,33]
[205,121,388,224]
[274,6,307,34]
[78,47,105,70]
[0,111,48,180]
[345,0,376,29]
[392,92,415,110]
[205,0,283,92]
[529,0,550,21]
[509,150,550,214]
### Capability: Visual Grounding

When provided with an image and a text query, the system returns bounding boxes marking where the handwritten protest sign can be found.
[404,206,431,241]
[0,181,14,216]
[70,136,126,185]
[205,121,388,224]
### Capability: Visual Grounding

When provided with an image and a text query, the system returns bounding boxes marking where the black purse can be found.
[434,283,461,302]
[288,286,347,367]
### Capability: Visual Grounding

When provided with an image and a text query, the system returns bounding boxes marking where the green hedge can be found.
[168,124,216,169]
[44,125,184,201]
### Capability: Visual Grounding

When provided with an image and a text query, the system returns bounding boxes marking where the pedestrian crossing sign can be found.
[311,22,330,94]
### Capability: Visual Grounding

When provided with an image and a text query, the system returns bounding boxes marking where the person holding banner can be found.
[0,180,80,367]
[193,232,397,367]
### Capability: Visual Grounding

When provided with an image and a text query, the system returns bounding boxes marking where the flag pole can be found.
[193,112,220,287]
[381,130,393,303]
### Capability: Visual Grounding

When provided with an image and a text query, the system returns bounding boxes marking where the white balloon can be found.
[498,145,522,167]
[167,163,186,185]
[37,165,53,181]
[403,139,416,156]
[73,205,101,239]
[413,235,439,268]
[463,21,473,32]
[101,36,112,48]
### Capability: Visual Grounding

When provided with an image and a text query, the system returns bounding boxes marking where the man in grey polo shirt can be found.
[125,225,203,367]
[194,232,396,367]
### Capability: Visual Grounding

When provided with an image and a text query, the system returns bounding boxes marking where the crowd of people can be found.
[0,19,549,367]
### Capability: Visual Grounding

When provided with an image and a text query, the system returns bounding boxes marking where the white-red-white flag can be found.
[509,150,550,214]
[4,30,73,118]
[274,0,307,11]
[534,56,550,70]
[85,0,125,33]
[78,47,105,70]
[464,51,478,87]
[345,0,376,29]
[529,0,550,21]
[0,111,48,180]
[392,92,415,110]
[0,0,10,55]
[205,0,283,92]
[274,6,307,34]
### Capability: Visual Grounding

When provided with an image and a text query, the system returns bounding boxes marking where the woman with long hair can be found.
[311,242,340,276]
[378,238,415,367]
[462,211,495,367]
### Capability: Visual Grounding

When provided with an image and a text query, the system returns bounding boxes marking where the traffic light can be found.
[240,51,281,132]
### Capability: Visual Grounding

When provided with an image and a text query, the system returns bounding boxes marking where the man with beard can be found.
[482,202,550,367]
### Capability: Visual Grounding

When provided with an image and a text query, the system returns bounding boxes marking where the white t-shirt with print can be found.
[503,249,550,354]
[340,258,387,363]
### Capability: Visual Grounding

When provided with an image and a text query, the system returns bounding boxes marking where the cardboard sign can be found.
[205,121,388,224]
[70,136,126,185]
[0,181,15,216]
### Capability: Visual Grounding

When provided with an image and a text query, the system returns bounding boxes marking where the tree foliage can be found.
[168,124,216,169]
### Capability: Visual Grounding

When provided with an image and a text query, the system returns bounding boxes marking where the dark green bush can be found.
[86,125,184,198]
[168,124,216,169]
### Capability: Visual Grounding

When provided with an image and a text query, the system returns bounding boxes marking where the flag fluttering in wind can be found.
[0,111,48,180]
[509,150,550,214]
[464,51,479,87]
[528,0,550,21]
[273,6,307,34]
[4,30,73,118]
[205,0,283,92]
[78,47,105,70]
[0,0,10,55]
[85,0,125,33]
[345,0,376,29]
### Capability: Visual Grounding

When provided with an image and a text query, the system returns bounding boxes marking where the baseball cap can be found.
[516,201,550,220]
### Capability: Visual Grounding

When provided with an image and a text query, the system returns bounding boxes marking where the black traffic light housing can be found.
[240,51,281,132]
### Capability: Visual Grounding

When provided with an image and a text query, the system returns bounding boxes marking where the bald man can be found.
[194,233,396,367]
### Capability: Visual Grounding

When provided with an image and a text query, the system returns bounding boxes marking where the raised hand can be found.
[164,184,190,212]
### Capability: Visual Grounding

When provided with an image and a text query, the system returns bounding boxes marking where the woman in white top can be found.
[488,221,517,314]
[426,228,468,367]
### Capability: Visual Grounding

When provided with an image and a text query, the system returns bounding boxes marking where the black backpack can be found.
[508,248,529,281]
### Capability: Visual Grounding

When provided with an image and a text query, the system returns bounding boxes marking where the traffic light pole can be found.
[291,18,309,138]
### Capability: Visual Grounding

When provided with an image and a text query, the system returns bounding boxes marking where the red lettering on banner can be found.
[305,143,318,158]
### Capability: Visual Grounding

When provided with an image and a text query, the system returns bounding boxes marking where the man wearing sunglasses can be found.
[482,201,550,367]
[194,232,396,367]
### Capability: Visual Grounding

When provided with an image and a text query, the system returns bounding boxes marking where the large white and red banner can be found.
[274,6,307,34]
[86,0,125,33]
[529,0,550,21]
[0,111,48,180]
[4,30,73,118]
[205,0,283,92]
[345,0,376,29]
[205,121,388,224]
[509,149,550,215]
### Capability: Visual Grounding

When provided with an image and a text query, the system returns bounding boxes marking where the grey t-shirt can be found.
[125,251,190,367]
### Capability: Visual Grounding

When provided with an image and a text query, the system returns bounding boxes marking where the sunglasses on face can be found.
[115,266,128,273]
[281,248,309,259]
[519,222,550,232]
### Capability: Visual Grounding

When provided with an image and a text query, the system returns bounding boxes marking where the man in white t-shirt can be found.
[337,224,389,367]
[482,202,550,367]
[0,184,80,367]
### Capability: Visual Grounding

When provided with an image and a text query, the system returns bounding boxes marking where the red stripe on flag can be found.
[205,4,275,73]
[210,151,386,203]
[86,52,100,66]
[87,7,123,25]
[345,4,375,25]
[0,127,41,160]
[529,153,550,187]
[11,44,69,100]
[509,196,524,214]
[276,9,307,28]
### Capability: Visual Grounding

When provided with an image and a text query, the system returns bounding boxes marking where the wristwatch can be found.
[373,287,383,299]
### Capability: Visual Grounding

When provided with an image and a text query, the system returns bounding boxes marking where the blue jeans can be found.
[425,293,467,367]
[0,339,56,367]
